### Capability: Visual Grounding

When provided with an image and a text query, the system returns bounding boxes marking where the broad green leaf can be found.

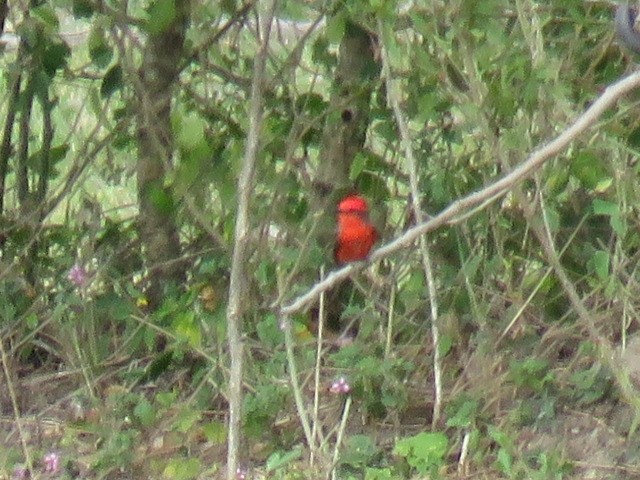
[592,199,618,216]
[365,467,394,480]
[256,314,283,349]
[133,398,156,426]
[325,13,346,43]
[31,5,59,29]
[201,421,226,444]
[148,185,175,214]
[172,311,201,348]
[72,0,94,18]
[265,446,303,471]
[589,250,610,282]
[611,213,627,238]
[349,152,367,180]
[163,458,201,480]
[49,144,69,164]
[26,313,38,329]
[173,408,201,433]
[146,0,177,35]
[447,400,479,428]
[43,42,70,76]
[340,435,378,467]
[496,448,513,476]
[155,391,178,408]
[571,151,610,190]
[177,113,206,151]
[101,64,123,98]
[394,432,447,474]
[89,27,113,68]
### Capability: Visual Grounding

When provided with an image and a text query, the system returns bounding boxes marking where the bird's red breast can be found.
[334,194,378,264]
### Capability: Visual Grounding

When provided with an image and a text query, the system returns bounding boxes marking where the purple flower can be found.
[12,466,28,479]
[68,264,89,287]
[329,376,350,395]
[43,452,60,473]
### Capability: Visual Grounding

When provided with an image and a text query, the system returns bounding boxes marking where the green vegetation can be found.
[1,0,640,478]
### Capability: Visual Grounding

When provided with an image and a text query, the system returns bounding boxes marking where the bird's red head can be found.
[338,194,370,214]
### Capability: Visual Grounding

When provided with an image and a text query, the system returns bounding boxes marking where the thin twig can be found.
[310,266,325,466]
[0,338,33,475]
[330,396,352,480]
[458,430,471,476]
[282,314,316,450]
[279,70,640,317]
[377,19,443,427]
[225,2,277,479]
[384,285,396,359]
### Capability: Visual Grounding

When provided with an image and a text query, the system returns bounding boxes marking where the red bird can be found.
[334,194,378,264]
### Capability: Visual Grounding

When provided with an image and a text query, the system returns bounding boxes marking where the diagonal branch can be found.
[279,69,640,316]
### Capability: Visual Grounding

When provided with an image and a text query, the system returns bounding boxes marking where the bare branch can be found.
[280,70,640,316]
[377,19,443,427]
[226,1,277,479]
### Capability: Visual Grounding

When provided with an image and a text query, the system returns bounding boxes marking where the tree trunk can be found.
[136,4,190,308]
[314,22,378,199]
[311,21,379,332]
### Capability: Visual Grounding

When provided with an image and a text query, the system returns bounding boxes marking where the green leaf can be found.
[438,334,453,357]
[340,435,378,467]
[133,398,156,426]
[172,311,201,348]
[163,458,201,480]
[509,358,553,392]
[31,5,59,29]
[365,467,394,480]
[589,250,610,281]
[146,0,177,35]
[256,314,284,349]
[570,151,610,191]
[325,12,346,43]
[265,446,303,471]
[177,113,206,151]
[148,184,175,214]
[26,313,39,329]
[72,0,94,18]
[592,199,618,216]
[496,448,513,475]
[155,391,178,408]
[49,144,69,164]
[101,64,123,98]
[446,400,479,428]
[611,213,627,238]
[43,42,70,76]
[394,432,447,474]
[201,421,227,444]
[349,152,367,181]
[398,271,425,311]
[89,27,113,68]
[173,408,201,433]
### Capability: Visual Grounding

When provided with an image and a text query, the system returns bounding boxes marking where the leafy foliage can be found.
[0,0,639,478]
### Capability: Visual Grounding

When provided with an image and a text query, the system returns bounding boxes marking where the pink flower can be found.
[329,376,350,394]
[43,452,60,473]
[12,466,27,479]
[68,264,89,287]
[236,466,247,480]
